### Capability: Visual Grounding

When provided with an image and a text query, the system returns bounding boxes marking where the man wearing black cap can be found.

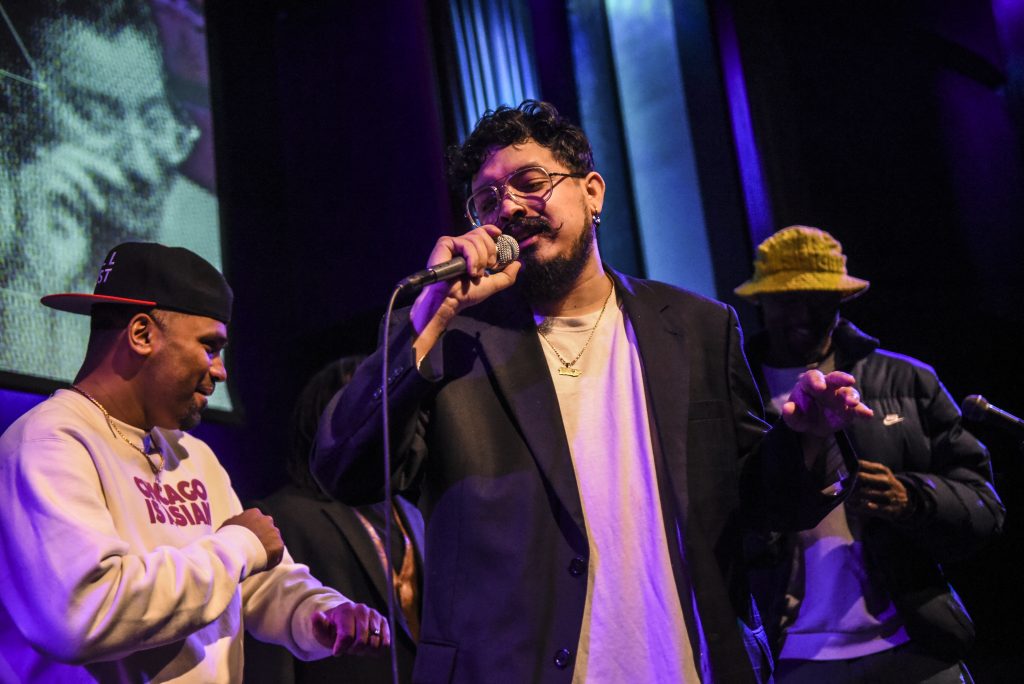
[0,243,391,682]
[737,226,1004,682]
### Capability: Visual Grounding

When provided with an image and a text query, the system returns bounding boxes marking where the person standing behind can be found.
[0,242,390,682]
[736,226,1005,683]
[245,355,424,683]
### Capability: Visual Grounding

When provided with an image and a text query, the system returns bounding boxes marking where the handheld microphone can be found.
[961,395,1024,437]
[396,234,519,292]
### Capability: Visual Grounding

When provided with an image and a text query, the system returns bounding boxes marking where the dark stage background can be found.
[2,0,1022,678]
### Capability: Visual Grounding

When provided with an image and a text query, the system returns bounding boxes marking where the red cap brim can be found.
[40,293,158,315]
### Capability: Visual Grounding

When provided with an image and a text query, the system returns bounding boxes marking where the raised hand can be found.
[410,225,521,361]
[783,369,874,437]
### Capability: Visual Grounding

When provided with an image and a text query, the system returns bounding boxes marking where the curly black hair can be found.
[446,100,594,193]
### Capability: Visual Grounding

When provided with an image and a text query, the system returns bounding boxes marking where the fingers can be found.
[429,227,499,278]
[321,604,391,657]
[348,604,374,654]
[856,460,894,476]
[480,223,504,239]
[846,494,887,515]
[312,610,337,650]
[36,143,129,213]
[486,259,521,287]
[823,372,874,417]
[853,463,903,497]
[834,385,860,406]
[780,399,809,432]
[265,541,284,569]
[797,370,857,399]
[794,371,873,420]
[365,616,392,655]
[852,402,874,419]
[822,370,857,388]
[835,386,874,419]
[219,509,285,570]
[411,228,522,336]
[851,479,894,501]
[847,462,909,520]
[800,369,829,392]
[461,229,497,277]
[848,492,904,516]
[797,370,856,401]
[854,471,896,491]
[347,607,390,656]
[59,143,129,191]
[331,604,358,655]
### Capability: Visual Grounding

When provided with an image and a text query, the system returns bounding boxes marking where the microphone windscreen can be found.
[494,234,520,271]
[961,395,988,421]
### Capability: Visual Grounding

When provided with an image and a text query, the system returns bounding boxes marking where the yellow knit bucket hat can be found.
[733,225,870,302]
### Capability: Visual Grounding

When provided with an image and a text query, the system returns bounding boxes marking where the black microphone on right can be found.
[961,395,1024,438]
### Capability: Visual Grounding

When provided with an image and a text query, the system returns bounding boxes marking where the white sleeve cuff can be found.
[215,524,268,578]
[291,594,352,659]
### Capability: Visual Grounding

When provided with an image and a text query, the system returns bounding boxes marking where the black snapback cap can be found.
[41,242,233,324]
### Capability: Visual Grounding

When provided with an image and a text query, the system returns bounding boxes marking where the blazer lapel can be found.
[395,495,425,571]
[472,293,588,549]
[612,271,714,665]
[319,501,415,640]
[613,271,692,519]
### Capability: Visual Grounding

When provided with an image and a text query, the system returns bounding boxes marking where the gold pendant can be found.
[557,366,582,377]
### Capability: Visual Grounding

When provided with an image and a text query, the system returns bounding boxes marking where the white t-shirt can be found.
[536,292,702,682]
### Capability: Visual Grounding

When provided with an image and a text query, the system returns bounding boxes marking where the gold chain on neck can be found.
[537,277,615,378]
[69,386,165,477]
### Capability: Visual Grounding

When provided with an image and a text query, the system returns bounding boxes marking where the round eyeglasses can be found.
[465,166,585,227]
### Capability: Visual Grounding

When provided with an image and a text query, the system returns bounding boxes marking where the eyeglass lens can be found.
[468,167,552,224]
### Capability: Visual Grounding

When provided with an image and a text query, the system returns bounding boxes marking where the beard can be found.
[512,216,596,305]
[178,394,207,431]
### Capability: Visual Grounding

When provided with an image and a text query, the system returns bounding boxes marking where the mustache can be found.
[503,216,554,243]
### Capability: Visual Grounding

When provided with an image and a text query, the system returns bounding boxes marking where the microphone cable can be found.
[377,233,520,683]
[379,284,403,684]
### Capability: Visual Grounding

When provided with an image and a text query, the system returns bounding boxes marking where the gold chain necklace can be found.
[537,278,615,378]
[69,386,165,477]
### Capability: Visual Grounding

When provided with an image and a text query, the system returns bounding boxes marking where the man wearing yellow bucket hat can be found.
[738,226,1004,683]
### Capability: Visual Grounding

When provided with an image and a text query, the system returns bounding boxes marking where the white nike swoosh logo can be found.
[883,414,904,426]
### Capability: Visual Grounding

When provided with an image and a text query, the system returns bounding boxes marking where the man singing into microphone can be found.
[736,226,1005,682]
[313,101,873,683]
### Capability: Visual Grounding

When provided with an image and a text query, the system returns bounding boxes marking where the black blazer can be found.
[313,269,848,683]
[243,485,425,683]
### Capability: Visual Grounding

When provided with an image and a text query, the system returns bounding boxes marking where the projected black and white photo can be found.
[1,0,229,410]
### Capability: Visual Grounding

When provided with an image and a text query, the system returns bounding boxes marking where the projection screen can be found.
[1,0,231,412]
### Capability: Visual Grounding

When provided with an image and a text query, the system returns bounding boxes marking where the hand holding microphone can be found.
[397,229,519,291]
[404,226,521,362]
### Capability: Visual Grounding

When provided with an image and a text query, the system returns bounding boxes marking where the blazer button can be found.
[568,556,586,577]
[553,648,572,669]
